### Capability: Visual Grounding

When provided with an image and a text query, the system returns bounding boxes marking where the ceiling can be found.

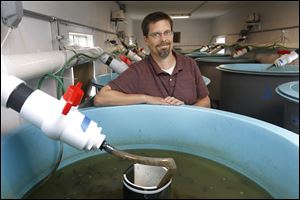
[117,1,256,20]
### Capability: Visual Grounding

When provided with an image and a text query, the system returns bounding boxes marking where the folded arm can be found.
[93,85,170,106]
[193,96,211,108]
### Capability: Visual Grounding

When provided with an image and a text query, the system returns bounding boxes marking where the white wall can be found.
[211,1,299,63]
[172,19,212,50]
[132,18,213,53]
[1,1,119,133]
[212,1,299,47]
[22,1,119,32]
[130,1,298,54]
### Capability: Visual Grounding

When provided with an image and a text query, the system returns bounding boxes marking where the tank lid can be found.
[195,57,256,63]
[217,64,299,75]
[186,52,230,58]
[276,81,299,103]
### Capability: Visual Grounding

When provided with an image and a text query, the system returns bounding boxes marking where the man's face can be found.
[144,20,173,59]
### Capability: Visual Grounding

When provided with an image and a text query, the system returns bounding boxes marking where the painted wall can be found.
[211,1,299,63]
[1,1,119,133]
[131,1,298,56]
[212,1,299,47]
[132,18,212,53]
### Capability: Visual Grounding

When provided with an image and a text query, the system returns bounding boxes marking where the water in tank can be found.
[24,149,273,199]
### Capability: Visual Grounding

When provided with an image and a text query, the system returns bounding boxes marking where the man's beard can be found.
[156,41,171,58]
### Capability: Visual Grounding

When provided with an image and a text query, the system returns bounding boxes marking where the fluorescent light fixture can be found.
[170,13,191,19]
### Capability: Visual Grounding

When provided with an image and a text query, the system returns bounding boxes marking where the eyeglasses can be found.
[148,30,173,39]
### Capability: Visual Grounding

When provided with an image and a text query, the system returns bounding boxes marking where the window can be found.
[216,36,226,54]
[69,32,94,47]
[173,32,181,43]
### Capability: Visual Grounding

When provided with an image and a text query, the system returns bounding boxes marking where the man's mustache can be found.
[157,41,171,47]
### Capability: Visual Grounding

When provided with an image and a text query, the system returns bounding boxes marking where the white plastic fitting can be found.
[232,46,253,58]
[99,53,128,74]
[126,50,142,62]
[1,74,106,151]
[274,50,299,67]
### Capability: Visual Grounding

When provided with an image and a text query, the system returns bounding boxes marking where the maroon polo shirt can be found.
[108,51,209,105]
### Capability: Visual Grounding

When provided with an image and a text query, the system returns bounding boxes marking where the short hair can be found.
[141,11,173,36]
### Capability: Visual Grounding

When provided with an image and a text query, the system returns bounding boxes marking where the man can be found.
[94,11,210,107]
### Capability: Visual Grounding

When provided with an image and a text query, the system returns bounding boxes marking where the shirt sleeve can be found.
[191,59,210,99]
[108,67,139,94]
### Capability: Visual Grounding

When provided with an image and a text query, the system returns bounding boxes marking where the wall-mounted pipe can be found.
[210,25,299,42]
[2,47,102,80]
[1,47,128,80]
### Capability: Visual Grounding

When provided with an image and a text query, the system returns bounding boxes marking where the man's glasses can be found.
[148,30,173,39]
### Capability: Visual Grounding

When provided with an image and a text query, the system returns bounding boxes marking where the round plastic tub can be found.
[1,105,298,199]
[195,57,257,108]
[217,64,299,127]
[91,73,211,91]
[276,81,299,133]
[91,73,119,91]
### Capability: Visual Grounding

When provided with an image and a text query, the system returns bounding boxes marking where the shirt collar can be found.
[149,50,183,75]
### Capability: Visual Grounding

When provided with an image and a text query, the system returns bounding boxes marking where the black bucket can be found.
[123,163,172,199]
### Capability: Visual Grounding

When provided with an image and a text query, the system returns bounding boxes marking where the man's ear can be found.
[144,36,149,45]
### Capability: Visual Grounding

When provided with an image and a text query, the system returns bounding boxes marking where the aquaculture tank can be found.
[1,105,298,199]
[217,64,299,127]
[276,81,299,134]
[195,56,257,108]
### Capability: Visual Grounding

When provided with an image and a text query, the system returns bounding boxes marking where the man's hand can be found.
[164,96,184,105]
[144,95,169,105]
[144,95,184,105]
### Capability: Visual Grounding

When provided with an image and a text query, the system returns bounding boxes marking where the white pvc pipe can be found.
[1,47,104,80]
[2,51,65,80]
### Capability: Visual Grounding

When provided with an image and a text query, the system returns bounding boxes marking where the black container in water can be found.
[123,163,172,199]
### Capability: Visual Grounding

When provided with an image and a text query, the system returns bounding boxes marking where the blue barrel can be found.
[1,105,299,199]
[217,64,299,127]
[276,81,299,133]
[195,57,257,108]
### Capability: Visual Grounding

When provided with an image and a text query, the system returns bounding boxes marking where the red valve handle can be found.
[62,82,84,115]
[277,50,291,55]
[119,54,132,65]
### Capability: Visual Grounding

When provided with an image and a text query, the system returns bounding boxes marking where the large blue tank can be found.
[1,105,299,198]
